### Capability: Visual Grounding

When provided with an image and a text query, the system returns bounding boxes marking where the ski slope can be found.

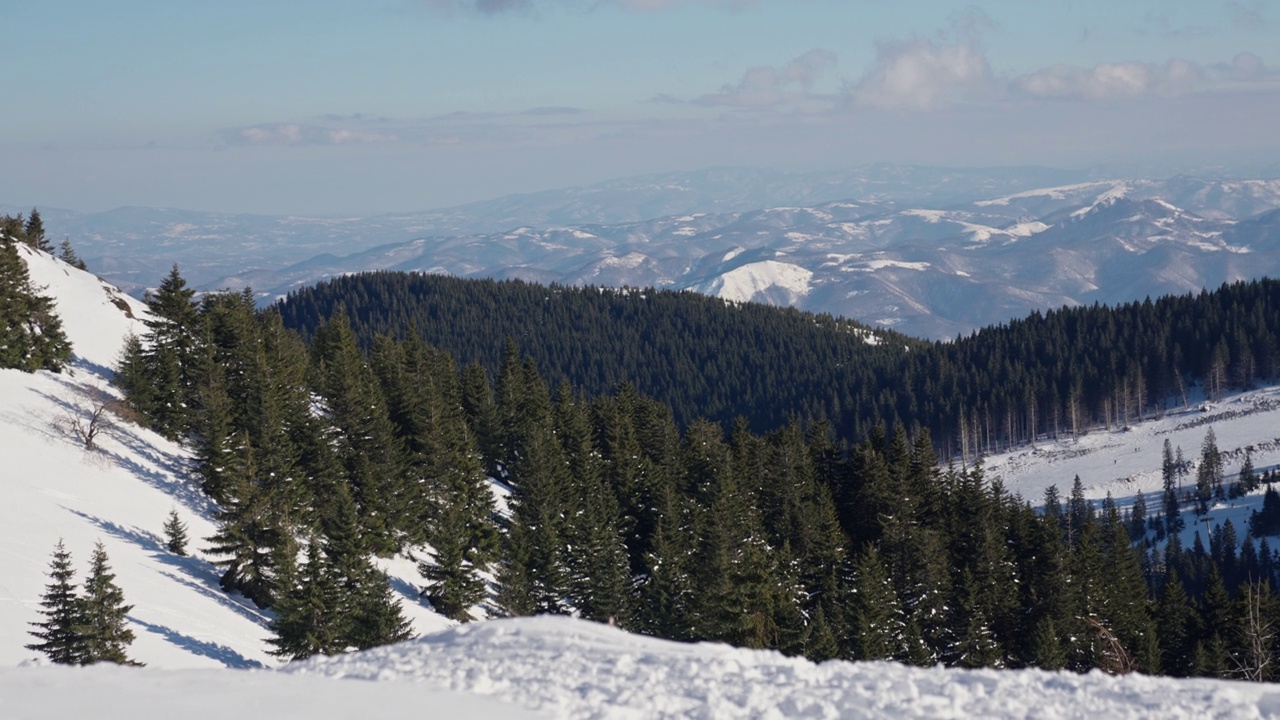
[3,244,1280,718]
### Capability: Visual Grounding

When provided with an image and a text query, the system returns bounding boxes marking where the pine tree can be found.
[1197,428,1223,512]
[1163,439,1184,534]
[163,508,189,555]
[26,540,87,664]
[345,569,415,651]
[1031,616,1067,671]
[24,208,50,252]
[311,311,409,553]
[58,238,87,270]
[268,538,345,660]
[850,546,906,661]
[204,439,284,609]
[78,542,138,665]
[0,234,73,372]
[137,265,201,438]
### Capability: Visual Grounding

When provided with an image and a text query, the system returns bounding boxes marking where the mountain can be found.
[5,241,1280,718]
[244,179,1280,339]
[14,168,1280,339]
[3,165,1083,295]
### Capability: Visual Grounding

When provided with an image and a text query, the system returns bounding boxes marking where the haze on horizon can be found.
[4,0,1279,216]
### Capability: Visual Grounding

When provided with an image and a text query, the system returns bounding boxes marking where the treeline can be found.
[114,267,1280,679]
[276,273,1280,457]
[2,209,87,270]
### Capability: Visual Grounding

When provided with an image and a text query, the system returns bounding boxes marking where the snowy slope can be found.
[7,616,1280,719]
[0,245,451,670]
[985,387,1280,506]
[983,383,1280,553]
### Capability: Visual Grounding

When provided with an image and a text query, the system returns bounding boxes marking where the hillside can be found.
[0,244,451,669]
[275,272,913,432]
[5,244,1280,717]
[277,270,1280,453]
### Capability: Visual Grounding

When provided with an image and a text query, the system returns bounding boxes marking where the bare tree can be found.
[56,385,116,451]
[1234,582,1275,682]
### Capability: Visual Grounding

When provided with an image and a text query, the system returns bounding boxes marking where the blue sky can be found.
[3,0,1278,214]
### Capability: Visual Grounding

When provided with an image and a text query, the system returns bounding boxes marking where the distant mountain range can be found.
[10,166,1280,339]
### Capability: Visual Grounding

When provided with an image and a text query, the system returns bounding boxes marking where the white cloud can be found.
[1012,59,1207,100]
[221,123,399,146]
[848,38,993,111]
[693,49,837,108]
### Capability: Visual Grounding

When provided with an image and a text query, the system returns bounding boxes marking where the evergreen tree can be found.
[1163,439,1184,534]
[137,265,201,438]
[162,508,189,555]
[1239,451,1258,497]
[77,542,138,665]
[25,540,87,665]
[0,234,73,372]
[23,208,50,252]
[311,311,409,553]
[1031,616,1067,670]
[1157,569,1196,677]
[850,546,906,661]
[204,439,284,609]
[58,237,87,270]
[1197,428,1223,512]
[268,538,345,660]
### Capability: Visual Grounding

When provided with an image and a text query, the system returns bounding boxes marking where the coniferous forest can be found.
[98,264,1280,678]
[277,272,1280,458]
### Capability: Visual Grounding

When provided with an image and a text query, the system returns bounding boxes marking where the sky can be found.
[2,0,1279,215]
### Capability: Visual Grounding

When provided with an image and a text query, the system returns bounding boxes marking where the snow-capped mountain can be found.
[14,168,1280,339]
[201,177,1280,339]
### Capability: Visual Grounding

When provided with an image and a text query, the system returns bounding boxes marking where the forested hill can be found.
[277,272,1280,452]
[275,273,918,433]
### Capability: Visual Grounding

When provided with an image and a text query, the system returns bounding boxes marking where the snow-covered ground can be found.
[985,385,1280,548]
[4,244,1280,718]
[0,244,451,671]
[6,616,1280,719]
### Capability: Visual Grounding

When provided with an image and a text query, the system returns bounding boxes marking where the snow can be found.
[985,386,1280,509]
[694,260,813,303]
[975,181,1130,207]
[849,258,932,272]
[288,616,1280,719]
[5,246,1280,718]
[0,248,450,671]
[903,208,947,223]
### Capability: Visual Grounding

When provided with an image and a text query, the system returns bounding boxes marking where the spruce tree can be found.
[1031,616,1067,670]
[163,508,189,555]
[311,311,409,553]
[58,238,87,270]
[268,538,344,660]
[850,546,905,661]
[26,540,87,664]
[78,542,138,665]
[0,234,72,372]
[1163,439,1184,534]
[138,265,201,438]
[1197,428,1223,512]
[23,208,48,251]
